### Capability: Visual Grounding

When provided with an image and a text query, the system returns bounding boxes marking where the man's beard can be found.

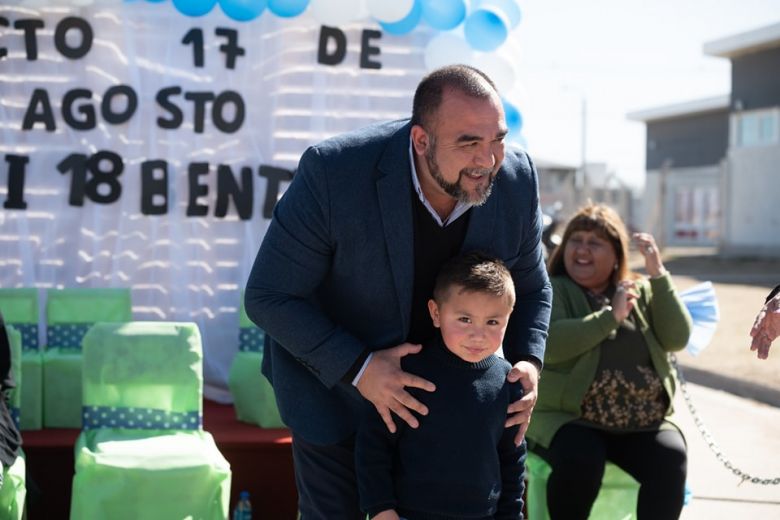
[425,140,496,206]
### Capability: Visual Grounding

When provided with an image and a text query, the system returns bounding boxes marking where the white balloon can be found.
[308,0,367,26]
[474,51,516,94]
[366,0,414,23]
[424,32,475,71]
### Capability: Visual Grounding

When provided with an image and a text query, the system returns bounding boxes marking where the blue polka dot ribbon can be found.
[82,405,202,431]
[10,407,20,429]
[13,323,39,352]
[47,323,93,351]
[239,327,265,353]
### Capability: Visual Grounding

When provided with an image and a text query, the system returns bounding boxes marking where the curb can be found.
[677,364,780,408]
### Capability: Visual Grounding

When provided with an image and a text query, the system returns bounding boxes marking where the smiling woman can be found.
[528,202,694,520]
[563,230,619,295]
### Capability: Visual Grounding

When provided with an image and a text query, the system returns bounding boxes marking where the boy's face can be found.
[427,287,513,363]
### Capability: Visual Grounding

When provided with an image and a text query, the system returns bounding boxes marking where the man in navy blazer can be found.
[245,65,552,518]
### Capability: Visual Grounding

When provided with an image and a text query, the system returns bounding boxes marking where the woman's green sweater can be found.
[527,273,693,448]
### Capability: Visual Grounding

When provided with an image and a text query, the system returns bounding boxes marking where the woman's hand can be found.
[611,280,637,322]
[632,232,665,277]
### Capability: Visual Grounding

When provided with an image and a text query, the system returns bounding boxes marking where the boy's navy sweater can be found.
[356,336,525,520]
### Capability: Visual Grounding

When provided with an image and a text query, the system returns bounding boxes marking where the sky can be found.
[503,0,780,191]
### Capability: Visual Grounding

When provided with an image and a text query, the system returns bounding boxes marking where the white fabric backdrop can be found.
[0,2,431,400]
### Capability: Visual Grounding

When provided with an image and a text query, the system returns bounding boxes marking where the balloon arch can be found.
[168,0,525,136]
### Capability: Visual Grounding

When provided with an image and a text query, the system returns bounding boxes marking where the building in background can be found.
[629,21,780,255]
[535,158,636,233]
[627,96,728,248]
[535,157,578,217]
[707,22,780,256]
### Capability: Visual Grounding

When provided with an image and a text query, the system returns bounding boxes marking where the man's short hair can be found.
[412,65,498,130]
[432,251,515,307]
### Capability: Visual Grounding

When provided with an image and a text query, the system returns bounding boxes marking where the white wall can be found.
[721,144,780,254]
[642,165,721,248]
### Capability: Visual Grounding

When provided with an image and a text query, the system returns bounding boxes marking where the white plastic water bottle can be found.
[232,490,252,520]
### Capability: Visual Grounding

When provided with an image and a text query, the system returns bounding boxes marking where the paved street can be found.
[634,250,780,519]
[676,383,780,519]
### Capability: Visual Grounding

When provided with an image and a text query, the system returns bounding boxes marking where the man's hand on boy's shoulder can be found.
[505,360,540,446]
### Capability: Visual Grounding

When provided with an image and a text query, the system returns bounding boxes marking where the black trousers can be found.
[291,433,364,520]
[534,423,687,520]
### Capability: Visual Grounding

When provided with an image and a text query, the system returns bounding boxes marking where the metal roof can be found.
[703,21,780,58]
[626,95,730,122]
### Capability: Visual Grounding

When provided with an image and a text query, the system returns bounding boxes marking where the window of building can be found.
[734,108,779,147]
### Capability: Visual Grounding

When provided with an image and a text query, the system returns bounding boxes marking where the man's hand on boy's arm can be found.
[372,509,400,520]
[505,360,540,446]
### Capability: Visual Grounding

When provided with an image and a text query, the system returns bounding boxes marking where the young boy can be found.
[356,251,525,520]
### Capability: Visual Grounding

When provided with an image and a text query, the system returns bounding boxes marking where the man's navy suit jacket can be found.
[245,119,552,444]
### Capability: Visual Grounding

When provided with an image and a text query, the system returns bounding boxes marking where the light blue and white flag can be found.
[680,281,720,356]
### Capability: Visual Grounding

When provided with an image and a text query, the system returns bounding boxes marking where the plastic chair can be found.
[70,321,231,520]
[227,295,284,427]
[526,451,639,520]
[0,288,43,430]
[0,325,27,520]
[42,288,132,428]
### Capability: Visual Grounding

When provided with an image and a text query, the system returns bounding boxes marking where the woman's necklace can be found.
[586,289,611,308]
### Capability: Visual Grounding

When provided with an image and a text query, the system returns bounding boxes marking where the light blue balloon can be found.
[421,0,466,31]
[172,0,218,17]
[219,0,268,21]
[380,0,423,35]
[464,8,507,52]
[477,0,521,28]
[502,98,523,134]
[268,0,309,17]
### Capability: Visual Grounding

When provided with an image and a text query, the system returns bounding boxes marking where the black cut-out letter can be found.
[360,29,382,69]
[3,154,29,210]
[156,86,183,129]
[54,16,92,59]
[186,162,210,216]
[317,26,346,66]
[22,89,55,131]
[215,164,253,219]
[102,85,138,125]
[62,88,95,130]
[141,160,168,215]
[258,165,293,219]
